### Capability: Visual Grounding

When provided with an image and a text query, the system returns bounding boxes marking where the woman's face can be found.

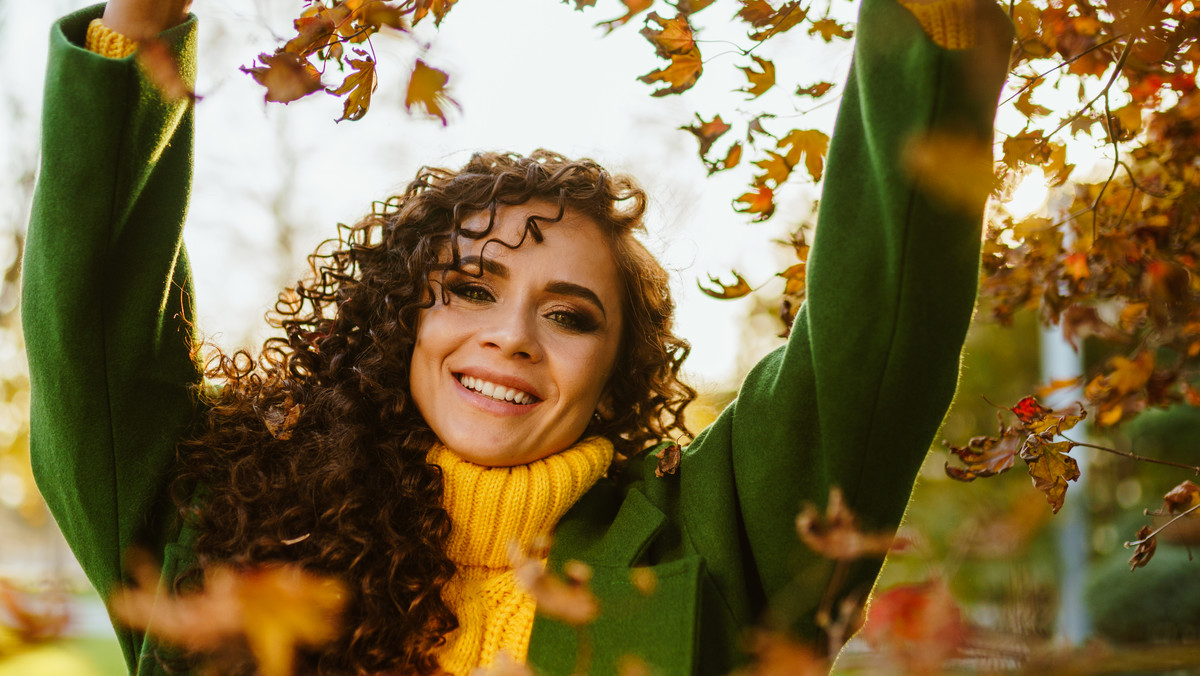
[409,201,624,466]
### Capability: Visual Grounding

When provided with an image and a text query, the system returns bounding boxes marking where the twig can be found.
[1125,503,1200,546]
[1061,435,1200,474]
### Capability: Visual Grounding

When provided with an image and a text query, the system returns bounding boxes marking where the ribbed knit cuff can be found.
[85,18,137,58]
[899,0,978,49]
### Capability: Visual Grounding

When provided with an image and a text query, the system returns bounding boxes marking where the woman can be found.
[24,0,1013,674]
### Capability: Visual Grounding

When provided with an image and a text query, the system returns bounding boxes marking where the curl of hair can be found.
[173,150,696,675]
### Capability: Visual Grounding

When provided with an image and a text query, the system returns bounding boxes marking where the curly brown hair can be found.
[173,150,696,675]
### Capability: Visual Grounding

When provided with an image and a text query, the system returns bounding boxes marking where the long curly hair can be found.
[173,150,696,675]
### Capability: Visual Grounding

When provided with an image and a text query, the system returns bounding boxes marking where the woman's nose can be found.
[479,306,542,362]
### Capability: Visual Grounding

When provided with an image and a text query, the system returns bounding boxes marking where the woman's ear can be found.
[595,391,616,422]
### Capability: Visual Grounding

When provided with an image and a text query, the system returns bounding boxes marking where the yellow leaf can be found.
[753,150,793,188]
[808,17,852,42]
[405,59,458,124]
[641,12,695,57]
[639,49,703,96]
[740,55,775,99]
[699,271,754,299]
[777,129,829,181]
[328,56,377,122]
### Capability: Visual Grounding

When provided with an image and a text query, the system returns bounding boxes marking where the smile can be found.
[456,374,537,405]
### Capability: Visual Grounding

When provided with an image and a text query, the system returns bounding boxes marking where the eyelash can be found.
[445,281,599,333]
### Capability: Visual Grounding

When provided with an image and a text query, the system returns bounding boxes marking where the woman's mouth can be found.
[456,374,538,405]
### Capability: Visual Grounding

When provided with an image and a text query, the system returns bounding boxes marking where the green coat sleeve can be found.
[674,0,1013,638]
[23,4,200,664]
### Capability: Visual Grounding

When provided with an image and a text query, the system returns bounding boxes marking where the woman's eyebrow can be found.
[545,281,607,320]
[459,255,607,319]
[459,255,508,277]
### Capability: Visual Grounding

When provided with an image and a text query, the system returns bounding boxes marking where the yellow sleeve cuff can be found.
[85,18,138,59]
[899,0,978,50]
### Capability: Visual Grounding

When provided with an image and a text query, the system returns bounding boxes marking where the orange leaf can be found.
[737,0,777,26]
[795,487,896,560]
[734,184,776,220]
[740,55,775,98]
[808,17,853,41]
[405,59,458,125]
[796,81,834,98]
[680,113,731,157]
[699,271,753,299]
[328,56,377,122]
[598,0,653,31]
[241,52,324,104]
[718,142,743,172]
[777,129,829,181]
[284,13,338,55]
[638,49,703,96]
[753,150,793,187]
[747,1,807,40]
[641,11,695,57]
[1163,480,1200,515]
[862,580,965,673]
[412,0,457,25]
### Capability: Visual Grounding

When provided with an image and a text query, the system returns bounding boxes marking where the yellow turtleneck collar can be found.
[428,436,613,675]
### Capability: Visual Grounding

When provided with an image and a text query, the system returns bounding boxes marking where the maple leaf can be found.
[1127,525,1157,570]
[861,580,966,674]
[734,185,775,220]
[1019,439,1080,513]
[284,13,338,55]
[641,12,695,58]
[111,556,346,676]
[740,55,775,98]
[777,129,829,181]
[654,442,681,477]
[509,547,599,626]
[944,421,1023,481]
[412,0,457,26]
[754,150,793,188]
[405,60,458,125]
[708,142,743,174]
[327,56,377,122]
[807,17,853,42]
[638,49,703,96]
[680,113,731,158]
[358,1,409,32]
[737,0,776,26]
[598,0,653,32]
[746,2,807,40]
[138,38,196,102]
[795,487,896,560]
[795,81,834,98]
[242,52,324,104]
[779,262,806,295]
[699,271,753,299]
[1014,88,1051,118]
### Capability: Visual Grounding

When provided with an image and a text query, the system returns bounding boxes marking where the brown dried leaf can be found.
[654,442,681,477]
[740,55,775,99]
[509,548,599,626]
[263,393,304,441]
[1127,525,1157,570]
[795,487,896,560]
[944,421,1023,481]
[242,52,324,104]
[1163,480,1200,515]
[328,56,377,122]
[1020,439,1080,513]
[699,271,753,300]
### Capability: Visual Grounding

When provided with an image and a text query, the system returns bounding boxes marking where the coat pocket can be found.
[528,556,703,676]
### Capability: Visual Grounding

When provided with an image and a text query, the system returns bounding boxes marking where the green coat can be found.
[25,3,1012,675]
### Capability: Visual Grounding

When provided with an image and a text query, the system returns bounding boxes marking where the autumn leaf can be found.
[1127,525,1157,570]
[509,547,599,626]
[740,630,827,676]
[640,12,695,58]
[777,129,829,181]
[753,150,793,188]
[284,13,338,55]
[262,393,304,441]
[111,556,346,676]
[412,0,457,26]
[328,56,377,122]
[654,442,681,477]
[795,487,896,560]
[861,580,966,674]
[779,262,806,295]
[405,59,458,124]
[639,49,703,96]
[138,38,196,102]
[1163,480,1200,515]
[242,52,324,104]
[944,421,1024,481]
[795,81,834,98]
[1020,439,1080,513]
[699,271,753,299]
[598,0,653,32]
[745,1,808,41]
[681,113,731,158]
[737,0,777,26]
[807,17,853,42]
[903,131,996,212]
[740,55,775,98]
[734,185,776,220]
[709,142,743,174]
[0,580,69,644]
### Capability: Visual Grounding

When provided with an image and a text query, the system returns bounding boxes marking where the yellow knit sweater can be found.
[428,438,613,676]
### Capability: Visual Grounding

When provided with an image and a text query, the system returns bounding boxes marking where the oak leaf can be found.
[405,60,457,125]
[328,56,377,122]
[740,55,775,98]
[699,271,753,299]
[777,129,829,181]
[795,487,896,560]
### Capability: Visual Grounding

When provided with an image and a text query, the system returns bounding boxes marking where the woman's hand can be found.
[101,0,192,39]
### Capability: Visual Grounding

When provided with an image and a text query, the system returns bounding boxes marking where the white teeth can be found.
[459,375,534,404]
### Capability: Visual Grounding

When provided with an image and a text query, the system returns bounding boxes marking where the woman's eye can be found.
[547,309,597,333]
[448,282,493,303]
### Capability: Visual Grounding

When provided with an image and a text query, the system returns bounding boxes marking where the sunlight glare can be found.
[1006,167,1050,219]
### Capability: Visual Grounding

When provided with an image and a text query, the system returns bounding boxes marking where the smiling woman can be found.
[24,1,1014,675]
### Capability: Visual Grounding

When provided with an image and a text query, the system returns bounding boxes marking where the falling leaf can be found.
[861,580,965,673]
[1163,480,1200,515]
[944,421,1024,481]
[777,129,829,181]
[903,131,996,212]
[1020,439,1080,513]
[111,557,346,676]
[807,17,853,42]
[138,38,196,102]
[328,56,377,122]
[638,49,703,96]
[1127,525,1157,570]
[753,150,793,188]
[405,60,458,124]
[412,0,457,25]
[740,55,775,98]
[734,185,776,220]
[746,1,807,40]
[699,271,753,299]
[284,13,338,55]
[598,0,653,31]
[739,630,827,676]
[710,142,744,174]
[795,81,834,98]
[640,12,695,58]
[795,487,896,560]
[737,0,776,26]
[509,548,599,626]
[0,580,69,644]
[654,442,681,476]
[680,113,731,158]
[242,52,324,104]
